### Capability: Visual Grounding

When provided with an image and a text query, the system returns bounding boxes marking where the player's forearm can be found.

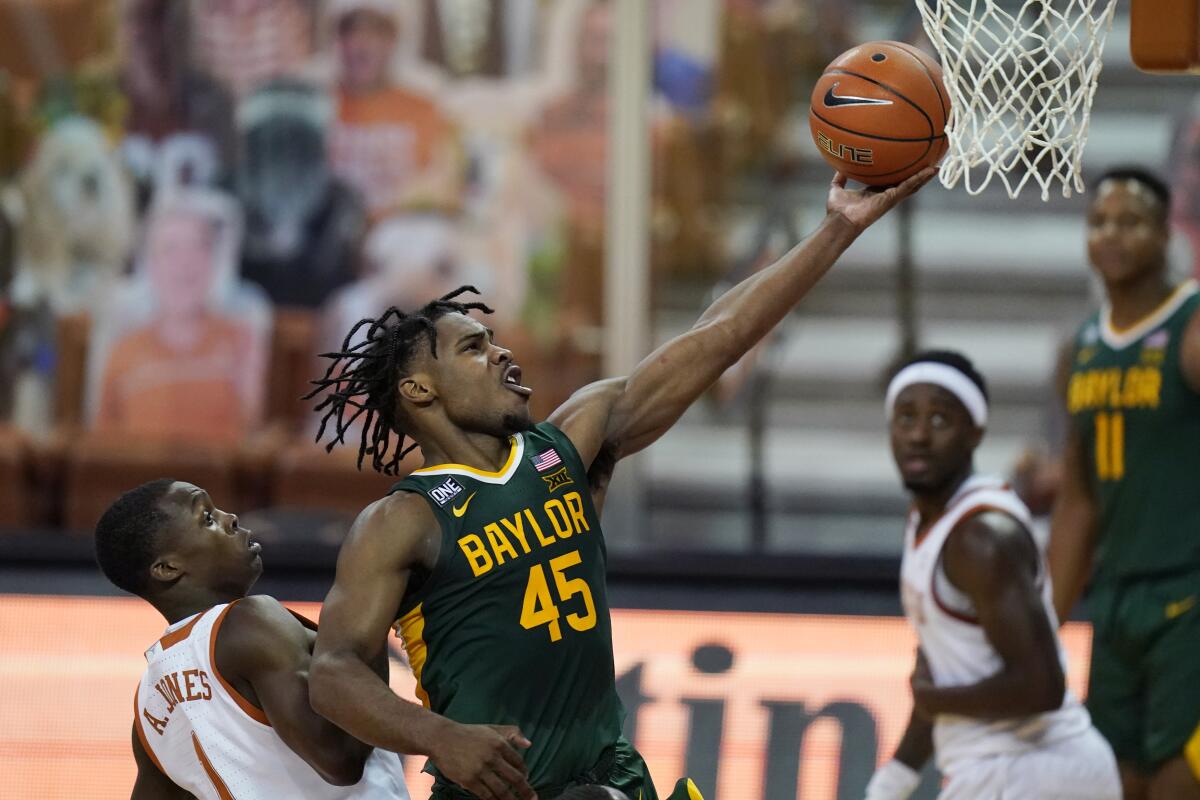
[294,715,374,786]
[892,705,934,771]
[914,664,1064,719]
[695,211,860,350]
[310,650,452,756]
[130,773,195,800]
[130,779,196,800]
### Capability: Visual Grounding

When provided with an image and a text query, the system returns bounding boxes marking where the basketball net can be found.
[915,0,1118,200]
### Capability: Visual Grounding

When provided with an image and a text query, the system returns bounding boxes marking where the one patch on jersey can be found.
[532,448,562,472]
[1141,329,1170,365]
[541,466,574,493]
[1145,328,1170,350]
[429,477,465,506]
[1076,345,1097,365]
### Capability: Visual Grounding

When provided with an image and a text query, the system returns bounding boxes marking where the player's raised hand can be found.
[826,167,937,233]
[429,722,537,799]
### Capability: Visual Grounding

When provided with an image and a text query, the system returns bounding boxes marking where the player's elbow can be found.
[308,651,344,721]
[316,748,369,787]
[1041,666,1068,712]
[1022,663,1066,714]
[697,315,747,366]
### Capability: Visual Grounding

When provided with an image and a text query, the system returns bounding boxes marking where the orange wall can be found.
[0,595,1093,799]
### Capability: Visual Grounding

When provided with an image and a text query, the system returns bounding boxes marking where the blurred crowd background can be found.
[0,0,1194,559]
[0,0,862,546]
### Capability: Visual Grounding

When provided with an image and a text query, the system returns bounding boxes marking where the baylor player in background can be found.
[1050,167,1200,800]
[302,169,931,800]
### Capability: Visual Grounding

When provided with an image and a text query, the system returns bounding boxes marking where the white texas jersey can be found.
[899,475,1092,772]
[134,601,409,800]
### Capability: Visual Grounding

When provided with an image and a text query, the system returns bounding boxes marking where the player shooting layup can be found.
[302,169,934,800]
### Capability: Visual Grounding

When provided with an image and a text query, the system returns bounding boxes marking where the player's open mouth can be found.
[502,364,532,397]
[239,529,262,555]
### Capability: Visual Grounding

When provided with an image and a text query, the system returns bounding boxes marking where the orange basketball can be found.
[809,41,950,186]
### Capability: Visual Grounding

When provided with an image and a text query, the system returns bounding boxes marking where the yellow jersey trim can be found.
[397,604,431,708]
[1100,279,1198,350]
[410,434,525,485]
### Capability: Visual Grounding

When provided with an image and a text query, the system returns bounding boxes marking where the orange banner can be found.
[0,595,1092,799]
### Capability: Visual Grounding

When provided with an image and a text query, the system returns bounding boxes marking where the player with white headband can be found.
[865,350,1119,799]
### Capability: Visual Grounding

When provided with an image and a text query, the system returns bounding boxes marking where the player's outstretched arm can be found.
[213,595,372,786]
[130,724,195,799]
[910,512,1066,719]
[310,492,537,800]
[551,169,936,469]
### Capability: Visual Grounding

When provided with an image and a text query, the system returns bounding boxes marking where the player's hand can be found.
[826,167,937,233]
[429,722,537,800]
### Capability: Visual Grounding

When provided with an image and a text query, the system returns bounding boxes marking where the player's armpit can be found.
[1048,423,1098,623]
[130,723,195,800]
[919,513,1065,719]
[214,595,372,786]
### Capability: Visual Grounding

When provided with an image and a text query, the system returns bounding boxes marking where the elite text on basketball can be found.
[817,131,874,165]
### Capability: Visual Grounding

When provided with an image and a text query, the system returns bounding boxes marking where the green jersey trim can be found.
[1100,280,1198,350]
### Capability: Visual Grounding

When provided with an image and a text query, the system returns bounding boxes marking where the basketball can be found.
[809,41,950,186]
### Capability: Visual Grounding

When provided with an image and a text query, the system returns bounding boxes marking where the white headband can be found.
[885,362,988,427]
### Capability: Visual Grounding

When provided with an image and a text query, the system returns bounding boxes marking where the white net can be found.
[915,0,1119,200]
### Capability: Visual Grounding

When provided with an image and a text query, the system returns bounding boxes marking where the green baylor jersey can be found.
[390,422,623,792]
[1067,280,1200,583]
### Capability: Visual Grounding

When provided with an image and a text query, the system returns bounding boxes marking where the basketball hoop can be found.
[914,0,1118,200]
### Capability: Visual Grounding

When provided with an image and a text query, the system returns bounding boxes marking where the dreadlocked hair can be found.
[305,286,494,475]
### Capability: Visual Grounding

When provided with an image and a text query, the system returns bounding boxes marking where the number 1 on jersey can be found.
[1096,411,1125,481]
[521,550,597,642]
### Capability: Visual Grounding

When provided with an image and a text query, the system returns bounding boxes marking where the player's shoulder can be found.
[517,419,576,459]
[528,418,571,443]
[353,490,436,534]
[222,595,305,642]
[217,596,310,671]
[945,509,1038,583]
[339,490,439,568]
